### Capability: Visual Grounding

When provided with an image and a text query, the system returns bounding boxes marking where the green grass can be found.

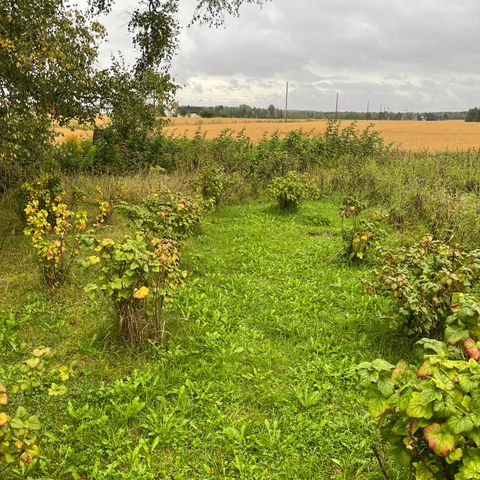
[1,200,412,479]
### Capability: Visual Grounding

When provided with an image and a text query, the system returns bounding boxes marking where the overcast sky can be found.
[92,0,480,111]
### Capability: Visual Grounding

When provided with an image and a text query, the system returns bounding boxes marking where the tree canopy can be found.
[0,0,267,190]
[1,0,108,189]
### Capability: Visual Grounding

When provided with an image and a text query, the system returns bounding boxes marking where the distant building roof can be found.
[182,105,202,114]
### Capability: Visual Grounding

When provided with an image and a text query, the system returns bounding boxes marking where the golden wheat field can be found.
[57,118,480,151]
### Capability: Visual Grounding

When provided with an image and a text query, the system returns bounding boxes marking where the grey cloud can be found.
[80,0,480,110]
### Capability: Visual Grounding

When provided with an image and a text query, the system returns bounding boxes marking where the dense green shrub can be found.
[24,194,89,289]
[253,133,294,184]
[445,294,480,348]
[321,121,392,162]
[119,191,209,239]
[268,171,315,211]
[195,165,228,206]
[340,197,385,262]
[357,310,480,480]
[11,174,63,224]
[371,236,480,338]
[193,165,241,206]
[84,236,186,343]
[144,133,179,172]
[54,138,96,174]
[91,136,122,174]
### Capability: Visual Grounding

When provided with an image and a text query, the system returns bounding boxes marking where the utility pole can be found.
[335,93,339,120]
[284,81,289,122]
[366,101,370,119]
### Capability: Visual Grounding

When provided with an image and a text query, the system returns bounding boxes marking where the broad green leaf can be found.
[398,388,413,411]
[48,383,67,396]
[88,255,100,265]
[366,393,390,418]
[467,428,480,446]
[407,392,434,419]
[377,376,394,398]
[10,416,25,430]
[413,461,439,480]
[418,384,442,404]
[84,283,98,296]
[356,367,379,385]
[424,423,456,457]
[27,415,41,431]
[416,338,446,354]
[371,359,395,371]
[445,323,469,344]
[23,357,40,369]
[446,447,463,464]
[448,415,474,434]
[14,406,28,419]
[457,449,480,480]
[459,373,477,393]
[110,277,123,290]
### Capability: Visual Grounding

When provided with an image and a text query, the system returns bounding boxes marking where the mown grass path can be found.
[1,201,407,479]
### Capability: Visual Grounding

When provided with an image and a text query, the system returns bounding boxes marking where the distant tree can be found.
[199,107,215,118]
[237,104,253,118]
[466,107,480,122]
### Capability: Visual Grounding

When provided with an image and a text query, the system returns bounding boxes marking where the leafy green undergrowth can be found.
[1,201,411,479]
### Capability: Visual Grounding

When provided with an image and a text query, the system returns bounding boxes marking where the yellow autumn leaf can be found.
[133,286,149,300]
[33,346,52,358]
[0,412,8,426]
[88,255,101,265]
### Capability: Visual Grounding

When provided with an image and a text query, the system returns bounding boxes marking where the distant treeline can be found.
[466,108,480,122]
[177,104,468,121]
